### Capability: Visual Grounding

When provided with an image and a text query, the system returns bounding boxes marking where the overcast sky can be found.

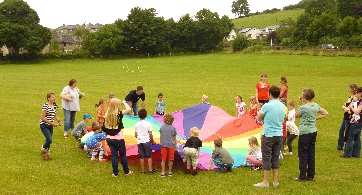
[1,0,301,28]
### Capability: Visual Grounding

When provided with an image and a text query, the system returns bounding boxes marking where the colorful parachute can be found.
[112,103,263,169]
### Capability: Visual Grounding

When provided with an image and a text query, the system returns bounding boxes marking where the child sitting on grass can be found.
[183,127,202,176]
[134,109,156,174]
[85,126,108,162]
[159,113,177,177]
[244,136,262,170]
[209,138,234,172]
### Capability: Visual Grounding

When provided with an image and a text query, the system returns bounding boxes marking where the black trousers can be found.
[298,132,317,180]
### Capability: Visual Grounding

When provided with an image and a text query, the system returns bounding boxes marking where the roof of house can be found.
[51,34,75,44]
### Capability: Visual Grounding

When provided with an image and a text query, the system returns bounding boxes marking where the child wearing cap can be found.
[85,125,108,162]
[72,113,93,141]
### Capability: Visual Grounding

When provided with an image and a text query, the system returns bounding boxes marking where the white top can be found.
[287,109,296,122]
[61,86,80,111]
[134,120,153,144]
[236,102,246,117]
[247,147,262,160]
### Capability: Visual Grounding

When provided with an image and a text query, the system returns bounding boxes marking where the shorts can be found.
[138,142,152,159]
[183,147,199,167]
[161,147,174,161]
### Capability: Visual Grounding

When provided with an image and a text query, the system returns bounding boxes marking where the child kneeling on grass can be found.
[183,127,202,176]
[134,109,156,175]
[85,126,108,162]
[209,138,234,172]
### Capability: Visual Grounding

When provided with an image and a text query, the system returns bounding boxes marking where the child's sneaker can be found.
[192,170,198,176]
[90,158,97,162]
[185,170,190,174]
[149,169,156,175]
[99,159,107,162]
[168,172,173,176]
[226,167,232,172]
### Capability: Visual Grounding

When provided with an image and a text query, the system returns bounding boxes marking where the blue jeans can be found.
[343,123,362,158]
[63,109,76,132]
[131,102,139,116]
[40,124,53,149]
[337,119,350,150]
[106,139,130,176]
[213,158,233,170]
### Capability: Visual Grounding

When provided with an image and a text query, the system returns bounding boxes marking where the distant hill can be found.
[232,9,304,29]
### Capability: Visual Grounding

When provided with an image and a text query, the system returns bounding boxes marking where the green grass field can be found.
[232,9,304,29]
[1,53,362,195]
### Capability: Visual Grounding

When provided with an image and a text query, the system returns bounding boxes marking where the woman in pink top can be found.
[255,73,270,104]
[279,76,288,100]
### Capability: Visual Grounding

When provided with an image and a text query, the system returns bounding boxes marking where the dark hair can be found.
[356,87,362,93]
[68,78,77,86]
[92,126,101,132]
[269,86,280,98]
[349,84,358,94]
[138,109,147,119]
[47,92,55,100]
[95,98,105,108]
[302,88,315,101]
[236,95,243,102]
[158,93,163,97]
[214,138,223,147]
[280,76,288,86]
[137,86,143,90]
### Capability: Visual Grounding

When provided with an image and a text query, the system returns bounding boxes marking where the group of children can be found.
[65,89,303,176]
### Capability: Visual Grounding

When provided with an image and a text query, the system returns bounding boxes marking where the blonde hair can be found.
[105,98,122,129]
[108,92,115,98]
[214,138,223,147]
[248,136,260,153]
[202,95,208,100]
[287,100,295,107]
[250,96,256,102]
[190,127,199,137]
[163,113,174,125]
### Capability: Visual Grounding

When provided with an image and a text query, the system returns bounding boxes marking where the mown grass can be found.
[1,53,362,195]
[232,9,304,29]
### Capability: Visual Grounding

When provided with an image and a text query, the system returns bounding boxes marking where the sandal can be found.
[160,173,165,177]
[168,172,173,176]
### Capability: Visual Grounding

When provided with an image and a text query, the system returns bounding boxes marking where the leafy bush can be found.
[244,45,269,53]
[232,34,249,52]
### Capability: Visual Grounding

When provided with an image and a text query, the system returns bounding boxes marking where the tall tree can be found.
[306,12,340,44]
[88,24,123,56]
[231,0,250,18]
[304,0,337,17]
[0,0,50,55]
[337,0,362,19]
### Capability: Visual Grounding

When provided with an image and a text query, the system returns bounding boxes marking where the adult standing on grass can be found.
[341,87,362,158]
[255,73,270,104]
[40,92,62,160]
[254,86,285,188]
[279,76,288,100]
[103,98,133,177]
[294,88,328,182]
[60,79,85,138]
[125,86,145,117]
[337,84,358,150]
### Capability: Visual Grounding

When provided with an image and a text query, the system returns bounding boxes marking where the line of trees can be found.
[78,7,234,56]
[275,0,362,47]
[0,0,234,58]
